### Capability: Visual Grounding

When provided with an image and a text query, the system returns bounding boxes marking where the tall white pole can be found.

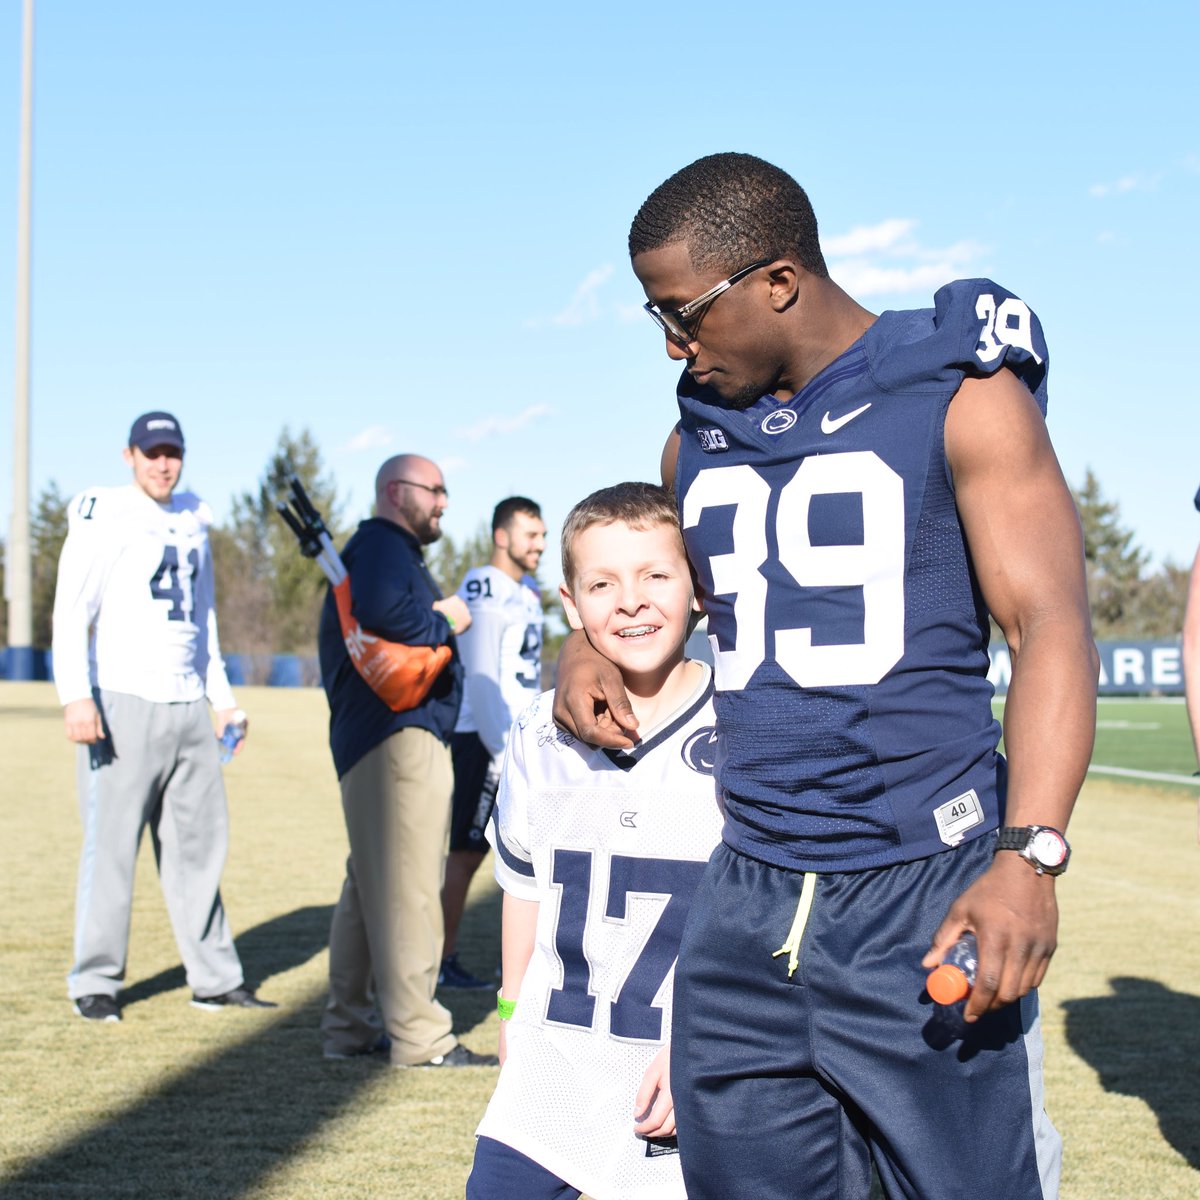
[7,0,34,678]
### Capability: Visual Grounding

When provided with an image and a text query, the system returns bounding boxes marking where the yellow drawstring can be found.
[772,871,817,978]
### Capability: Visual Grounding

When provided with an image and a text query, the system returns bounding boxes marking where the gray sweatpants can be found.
[68,689,244,1001]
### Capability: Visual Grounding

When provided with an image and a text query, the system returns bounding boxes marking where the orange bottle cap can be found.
[927,964,970,1005]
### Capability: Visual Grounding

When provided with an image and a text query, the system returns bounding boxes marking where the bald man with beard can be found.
[318,455,496,1067]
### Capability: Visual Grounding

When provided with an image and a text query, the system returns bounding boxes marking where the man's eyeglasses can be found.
[643,258,772,349]
[393,478,449,500]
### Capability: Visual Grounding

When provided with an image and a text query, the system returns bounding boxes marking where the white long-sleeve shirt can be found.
[453,566,543,757]
[51,484,235,710]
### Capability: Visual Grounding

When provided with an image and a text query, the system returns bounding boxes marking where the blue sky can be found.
[1,2,1197,597]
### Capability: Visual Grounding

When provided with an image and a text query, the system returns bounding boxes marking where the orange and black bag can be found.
[332,578,452,712]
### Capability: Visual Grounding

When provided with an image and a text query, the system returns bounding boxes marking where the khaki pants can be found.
[320,727,456,1065]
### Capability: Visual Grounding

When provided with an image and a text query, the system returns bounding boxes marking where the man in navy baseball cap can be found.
[128,411,185,453]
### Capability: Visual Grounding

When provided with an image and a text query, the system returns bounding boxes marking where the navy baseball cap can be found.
[128,411,185,453]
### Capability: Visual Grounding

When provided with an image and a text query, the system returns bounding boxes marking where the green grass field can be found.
[2,683,1198,1199]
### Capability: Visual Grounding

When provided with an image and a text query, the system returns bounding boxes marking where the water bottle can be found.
[218,710,248,764]
[924,932,978,1044]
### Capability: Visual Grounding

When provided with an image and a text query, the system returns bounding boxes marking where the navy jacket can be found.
[319,518,463,778]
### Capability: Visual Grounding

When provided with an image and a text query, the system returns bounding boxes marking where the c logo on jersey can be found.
[760,409,797,436]
[620,812,637,828]
[681,725,718,775]
[697,427,729,452]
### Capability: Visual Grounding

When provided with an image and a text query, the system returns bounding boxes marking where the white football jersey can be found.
[479,665,722,1200]
[52,484,235,709]
[454,565,544,757]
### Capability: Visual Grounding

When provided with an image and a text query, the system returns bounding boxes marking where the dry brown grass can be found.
[1,681,1197,1198]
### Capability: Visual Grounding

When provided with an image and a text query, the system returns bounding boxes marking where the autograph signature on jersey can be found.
[536,721,576,751]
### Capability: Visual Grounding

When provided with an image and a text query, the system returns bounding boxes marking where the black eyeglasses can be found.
[643,258,772,349]
[393,478,449,500]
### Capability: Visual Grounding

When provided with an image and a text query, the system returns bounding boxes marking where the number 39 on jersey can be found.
[682,451,905,691]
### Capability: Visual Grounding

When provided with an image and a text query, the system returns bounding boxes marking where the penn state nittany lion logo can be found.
[760,409,797,435]
[681,725,718,775]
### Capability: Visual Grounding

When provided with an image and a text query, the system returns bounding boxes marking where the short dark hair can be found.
[492,496,541,536]
[628,152,828,279]
[560,482,682,591]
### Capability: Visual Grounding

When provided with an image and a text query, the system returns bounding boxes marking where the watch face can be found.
[1029,829,1068,867]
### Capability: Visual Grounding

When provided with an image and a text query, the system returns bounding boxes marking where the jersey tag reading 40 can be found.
[934,789,985,847]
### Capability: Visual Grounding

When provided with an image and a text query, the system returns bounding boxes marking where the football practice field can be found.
[1,682,1197,1200]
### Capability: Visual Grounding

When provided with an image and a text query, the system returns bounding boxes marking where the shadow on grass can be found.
[1,895,500,1199]
[1062,976,1200,1170]
[443,878,503,1037]
[121,905,334,1009]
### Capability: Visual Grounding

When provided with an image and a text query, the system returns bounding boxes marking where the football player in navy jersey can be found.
[553,154,1098,1200]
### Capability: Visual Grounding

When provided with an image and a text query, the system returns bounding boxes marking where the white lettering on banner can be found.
[1112,648,1146,687]
[1151,646,1181,687]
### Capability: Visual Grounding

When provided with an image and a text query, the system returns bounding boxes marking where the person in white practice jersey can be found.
[439,496,546,990]
[467,482,722,1200]
[52,411,274,1022]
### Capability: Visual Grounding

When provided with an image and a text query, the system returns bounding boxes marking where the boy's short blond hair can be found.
[560,482,682,591]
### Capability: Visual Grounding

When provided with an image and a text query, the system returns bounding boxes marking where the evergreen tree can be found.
[213,427,343,655]
[1071,468,1187,639]
[426,523,495,597]
[31,481,69,648]
[0,534,7,649]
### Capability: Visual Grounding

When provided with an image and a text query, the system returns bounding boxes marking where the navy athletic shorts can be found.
[450,731,501,853]
[671,835,1062,1200]
[466,1136,582,1200]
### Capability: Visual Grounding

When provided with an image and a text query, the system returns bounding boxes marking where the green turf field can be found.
[2,682,1198,1199]
[993,695,1200,790]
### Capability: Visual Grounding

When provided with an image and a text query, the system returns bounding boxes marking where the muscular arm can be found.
[552,426,682,746]
[1183,548,1200,838]
[924,371,1099,1019]
[1183,547,1200,770]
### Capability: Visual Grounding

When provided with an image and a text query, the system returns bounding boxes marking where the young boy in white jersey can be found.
[467,482,723,1200]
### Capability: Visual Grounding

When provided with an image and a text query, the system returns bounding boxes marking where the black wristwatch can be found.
[994,826,1071,876]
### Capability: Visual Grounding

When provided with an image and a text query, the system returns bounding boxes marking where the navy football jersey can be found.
[673,278,1048,873]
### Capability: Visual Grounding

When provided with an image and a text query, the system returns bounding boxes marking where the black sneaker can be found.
[74,994,121,1022]
[323,1035,391,1061]
[403,1043,498,1068]
[437,955,493,990]
[191,986,277,1010]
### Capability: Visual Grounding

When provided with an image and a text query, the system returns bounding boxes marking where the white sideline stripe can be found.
[1087,764,1200,787]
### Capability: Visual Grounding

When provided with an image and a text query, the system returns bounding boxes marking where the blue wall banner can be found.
[989,640,1183,696]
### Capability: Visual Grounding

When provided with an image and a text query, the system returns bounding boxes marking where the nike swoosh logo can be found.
[821,402,872,434]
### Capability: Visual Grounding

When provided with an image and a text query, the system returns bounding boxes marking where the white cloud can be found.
[823,219,984,298]
[822,218,916,257]
[831,262,973,297]
[339,424,393,453]
[1089,173,1160,198]
[454,404,552,444]
[526,264,615,329]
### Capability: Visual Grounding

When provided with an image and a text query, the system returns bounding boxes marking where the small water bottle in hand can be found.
[218,710,248,764]
[924,932,978,1044]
